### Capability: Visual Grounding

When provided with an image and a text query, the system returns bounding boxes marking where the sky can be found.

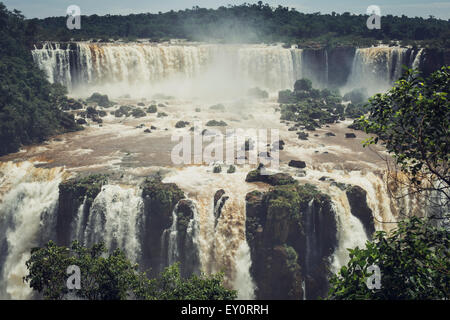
[2,0,450,20]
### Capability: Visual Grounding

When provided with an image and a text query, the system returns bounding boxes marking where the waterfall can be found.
[32,42,304,97]
[0,162,64,299]
[412,48,424,70]
[162,208,179,267]
[329,189,368,273]
[162,167,257,299]
[345,47,410,95]
[71,196,87,243]
[82,185,143,263]
[32,43,72,88]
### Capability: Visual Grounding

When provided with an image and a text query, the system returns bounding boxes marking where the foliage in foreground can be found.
[328,217,450,300]
[24,241,237,300]
[359,66,449,201]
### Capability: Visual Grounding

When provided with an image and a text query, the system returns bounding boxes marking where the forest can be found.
[33,2,450,48]
[0,3,80,156]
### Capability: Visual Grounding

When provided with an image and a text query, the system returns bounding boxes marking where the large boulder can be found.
[288,160,306,168]
[346,185,375,238]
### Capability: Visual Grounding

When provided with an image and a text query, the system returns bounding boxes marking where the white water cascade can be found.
[346,47,410,94]
[32,42,304,97]
[0,162,65,299]
[82,184,143,263]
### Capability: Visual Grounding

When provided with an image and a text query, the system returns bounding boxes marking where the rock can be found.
[213,164,222,173]
[131,108,146,118]
[157,112,168,118]
[61,98,83,110]
[175,120,189,128]
[346,185,375,238]
[86,92,113,107]
[297,132,309,140]
[325,132,336,137]
[227,165,236,174]
[114,105,132,117]
[206,120,227,126]
[150,125,157,130]
[146,105,157,113]
[144,129,151,133]
[288,160,306,168]
[246,165,296,186]
[91,115,102,123]
[345,133,356,138]
[86,106,98,118]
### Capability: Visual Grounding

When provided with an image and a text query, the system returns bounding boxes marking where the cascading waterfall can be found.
[329,189,368,273]
[345,47,413,94]
[0,162,65,299]
[32,43,72,88]
[32,42,304,96]
[82,185,143,263]
[162,167,257,299]
[213,196,256,299]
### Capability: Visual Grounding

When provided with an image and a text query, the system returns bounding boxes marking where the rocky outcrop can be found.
[245,175,337,300]
[288,160,306,168]
[346,185,375,238]
[140,175,185,275]
[246,164,296,186]
[170,199,201,277]
[56,174,107,246]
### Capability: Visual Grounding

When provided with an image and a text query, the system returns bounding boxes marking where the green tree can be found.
[327,217,450,300]
[359,67,450,204]
[24,241,237,300]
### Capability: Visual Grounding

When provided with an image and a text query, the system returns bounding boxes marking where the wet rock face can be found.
[245,178,337,300]
[56,174,107,246]
[173,199,201,277]
[346,185,375,238]
[141,176,185,275]
[327,46,356,88]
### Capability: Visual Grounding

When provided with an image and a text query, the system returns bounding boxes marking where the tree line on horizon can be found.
[23,2,450,48]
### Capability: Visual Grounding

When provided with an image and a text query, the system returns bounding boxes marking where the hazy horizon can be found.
[2,0,450,20]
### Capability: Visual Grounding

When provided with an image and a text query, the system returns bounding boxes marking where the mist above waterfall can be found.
[32,42,426,102]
